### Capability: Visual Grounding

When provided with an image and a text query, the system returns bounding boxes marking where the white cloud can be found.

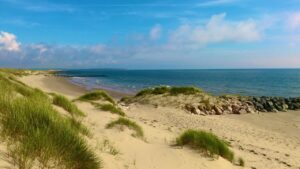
[31,44,48,53]
[0,31,21,52]
[287,12,300,30]
[149,24,162,40]
[197,0,237,7]
[168,13,261,49]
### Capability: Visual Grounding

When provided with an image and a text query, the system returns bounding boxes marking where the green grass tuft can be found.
[106,117,144,138]
[53,94,85,117]
[66,117,90,136]
[78,90,115,104]
[94,103,125,116]
[176,129,234,162]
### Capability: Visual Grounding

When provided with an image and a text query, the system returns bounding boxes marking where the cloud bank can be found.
[0,31,21,52]
[168,13,261,49]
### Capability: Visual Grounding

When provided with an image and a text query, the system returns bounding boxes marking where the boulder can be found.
[213,105,223,115]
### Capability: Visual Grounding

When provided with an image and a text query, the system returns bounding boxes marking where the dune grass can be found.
[0,68,31,77]
[78,90,115,104]
[136,86,203,97]
[66,117,90,136]
[0,70,100,169]
[52,94,85,117]
[93,103,125,116]
[106,117,144,138]
[176,129,234,162]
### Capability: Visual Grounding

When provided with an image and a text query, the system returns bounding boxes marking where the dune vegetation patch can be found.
[77,90,115,104]
[0,68,31,77]
[52,93,85,117]
[93,103,125,116]
[176,129,234,162]
[106,117,144,138]
[0,69,100,169]
[135,86,203,97]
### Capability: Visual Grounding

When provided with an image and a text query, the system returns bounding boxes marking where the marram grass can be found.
[94,103,125,116]
[52,93,85,117]
[78,90,115,104]
[106,117,144,138]
[0,69,100,169]
[176,129,234,162]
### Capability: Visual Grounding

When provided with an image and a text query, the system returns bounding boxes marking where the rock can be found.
[239,109,248,114]
[213,105,223,115]
[185,104,198,114]
[232,105,241,114]
[246,107,256,113]
[267,101,273,107]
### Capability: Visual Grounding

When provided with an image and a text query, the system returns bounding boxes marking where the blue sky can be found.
[0,0,300,69]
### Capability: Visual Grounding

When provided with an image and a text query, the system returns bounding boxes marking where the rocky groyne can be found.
[184,96,300,115]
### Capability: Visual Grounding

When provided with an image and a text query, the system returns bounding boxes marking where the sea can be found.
[58,69,300,97]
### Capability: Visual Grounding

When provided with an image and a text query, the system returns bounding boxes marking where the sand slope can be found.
[18,75,300,169]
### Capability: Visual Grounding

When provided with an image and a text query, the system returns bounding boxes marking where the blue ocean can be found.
[58,69,300,97]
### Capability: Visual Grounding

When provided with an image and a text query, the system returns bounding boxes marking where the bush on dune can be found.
[106,117,144,138]
[78,90,115,104]
[176,129,234,162]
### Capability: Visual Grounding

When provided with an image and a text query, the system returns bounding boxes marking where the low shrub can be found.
[106,117,143,138]
[176,129,234,162]
[78,90,115,104]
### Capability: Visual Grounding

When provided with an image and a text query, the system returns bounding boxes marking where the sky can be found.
[0,0,300,69]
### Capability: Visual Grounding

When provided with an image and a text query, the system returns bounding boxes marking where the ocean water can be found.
[58,69,300,97]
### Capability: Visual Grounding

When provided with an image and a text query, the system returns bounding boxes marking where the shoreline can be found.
[62,76,134,99]
[21,74,133,99]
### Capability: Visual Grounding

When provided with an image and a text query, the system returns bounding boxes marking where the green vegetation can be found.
[106,117,144,138]
[94,103,125,116]
[176,129,234,162]
[78,90,115,104]
[0,68,31,76]
[136,86,203,97]
[67,117,90,136]
[52,94,85,117]
[0,69,100,169]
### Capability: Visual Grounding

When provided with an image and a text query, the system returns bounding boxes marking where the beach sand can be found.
[18,74,300,169]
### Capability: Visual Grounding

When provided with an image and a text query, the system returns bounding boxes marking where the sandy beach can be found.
[18,74,300,169]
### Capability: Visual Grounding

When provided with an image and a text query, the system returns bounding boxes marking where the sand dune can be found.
[18,74,300,169]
